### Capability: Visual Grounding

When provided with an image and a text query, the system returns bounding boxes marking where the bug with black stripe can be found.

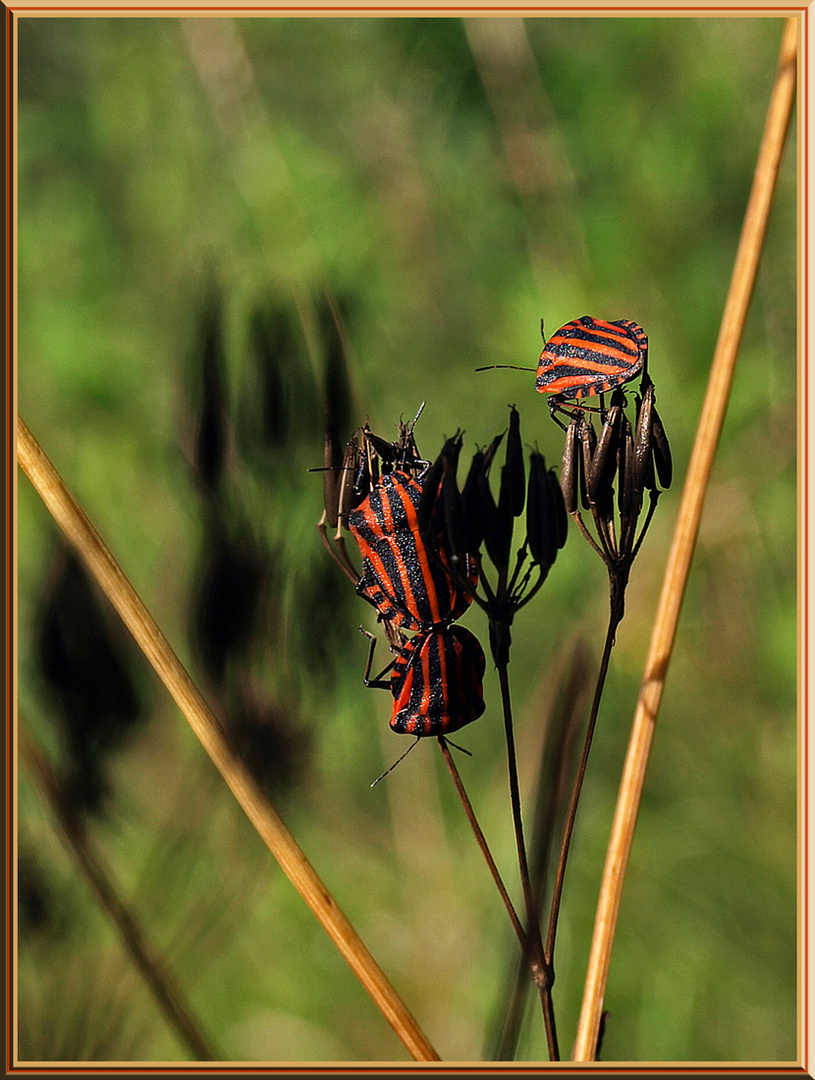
[361,624,486,738]
[348,467,477,633]
[476,315,648,430]
[319,414,487,759]
[536,316,648,426]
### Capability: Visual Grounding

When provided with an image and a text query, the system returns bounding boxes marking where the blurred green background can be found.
[16,15,797,1064]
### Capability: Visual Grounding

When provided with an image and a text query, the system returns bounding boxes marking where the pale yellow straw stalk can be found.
[573,15,798,1061]
[16,415,440,1064]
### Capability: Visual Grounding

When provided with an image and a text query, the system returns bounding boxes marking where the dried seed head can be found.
[337,439,363,529]
[633,384,654,492]
[394,404,425,468]
[417,454,445,537]
[560,417,581,515]
[580,417,597,511]
[478,461,510,573]
[651,404,673,489]
[587,404,621,513]
[440,433,467,565]
[482,431,504,473]
[505,405,526,518]
[442,430,463,476]
[527,451,567,571]
[461,451,485,554]
[418,432,463,539]
[322,419,344,529]
[618,414,636,523]
[441,470,467,568]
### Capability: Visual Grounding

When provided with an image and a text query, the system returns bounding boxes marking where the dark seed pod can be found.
[418,434,462,538]
[442,430,463,477]
[482,431,504,474]
[417,454,445,537]
[651,404,673,489]
[560,417,580,514]
[587,405,621,508]
[619,415,639,535]
[527,452,556,570]
[441,470,467,568]
[633,384,655,492]
[37,549,145,818]
[337,440,362,529]
[505,406,525,518]
[580,418,597,510]
[617,415,635,521]
[497,461,514,533]
[461,451,486,554]
[191,519,268,683]
[643,446,657,493]
[479,464,509,572]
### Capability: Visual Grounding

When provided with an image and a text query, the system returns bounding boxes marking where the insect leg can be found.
[359,627,397,689]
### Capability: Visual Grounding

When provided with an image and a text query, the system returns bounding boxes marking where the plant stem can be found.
[545,603,622,967]
[572,16,797,1060]
[496,659,559,1061]
[436,738,528,953]
[16,415,441,1063]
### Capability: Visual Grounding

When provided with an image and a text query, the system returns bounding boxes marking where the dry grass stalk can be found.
[16,415,440,1063]
[573,15,798,1061]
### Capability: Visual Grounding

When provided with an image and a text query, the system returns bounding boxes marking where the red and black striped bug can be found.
[349,457,486,759]
[362,624,486,737]
[475,315,648,430]
[536,316,648,427]
[320,414,487,760]
[317,405,427,593]
[349,469,477,632]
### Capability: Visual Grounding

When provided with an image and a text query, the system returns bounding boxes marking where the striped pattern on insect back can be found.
[349,471,476,631]
[536,316,647,401]
[389,626,486,736]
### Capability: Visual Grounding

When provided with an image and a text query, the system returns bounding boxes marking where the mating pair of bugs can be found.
[322,314,649,750]
[321,416,488,747]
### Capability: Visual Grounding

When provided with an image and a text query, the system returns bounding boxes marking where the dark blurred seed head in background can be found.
[35,545,146,819]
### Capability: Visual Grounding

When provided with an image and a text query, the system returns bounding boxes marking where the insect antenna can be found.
[370,736,421,787]
[438,735,472,757]
[474,364,537,373]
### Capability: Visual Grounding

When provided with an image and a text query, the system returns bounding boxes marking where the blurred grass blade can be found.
[573,15,798,1061]
[18,718,220,1062]
[16,415,441,1064]
[488,640,593,1061]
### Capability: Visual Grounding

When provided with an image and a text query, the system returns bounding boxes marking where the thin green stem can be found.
[497,660,560,1062]
[436,738,528,953]
[545,599,622,967]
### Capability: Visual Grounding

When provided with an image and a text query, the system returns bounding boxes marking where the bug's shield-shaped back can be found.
[536,315,647,402]
[388,626,486,736]
[349,471,476,631]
